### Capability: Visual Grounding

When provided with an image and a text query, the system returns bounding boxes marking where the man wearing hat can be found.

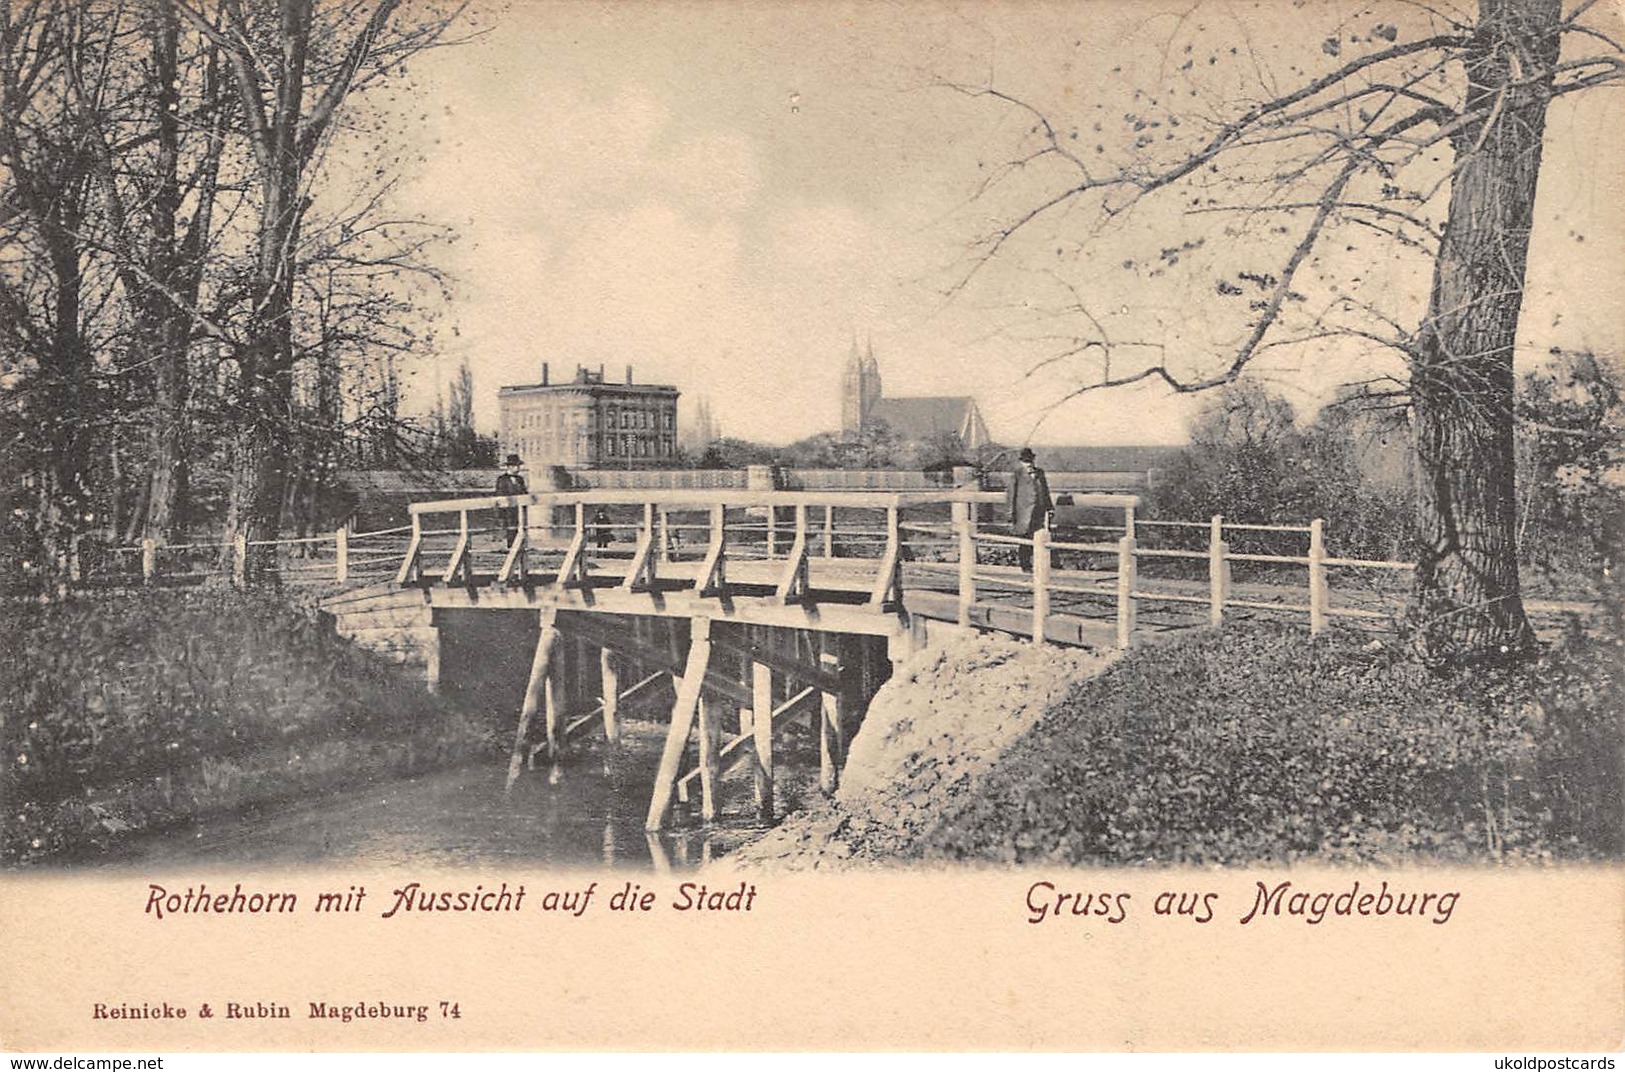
[496,453,527,546]
[1008,447,1053,573]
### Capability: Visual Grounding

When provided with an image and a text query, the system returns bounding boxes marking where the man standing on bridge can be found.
[496,453,527,547]
[1008,447,1053,573]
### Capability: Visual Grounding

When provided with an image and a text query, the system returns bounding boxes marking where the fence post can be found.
[658,507,671,565]
[824,504,835,559]
[1031,527,1051,645]
[1116,534,1137,648]
[334,526,349,585]
[954,501,976,627]
[1309,517,1327,635]
[1208,514,1228,628]
[232,533,247,587]
[1123,501,1136,540]
[141,537,156,585]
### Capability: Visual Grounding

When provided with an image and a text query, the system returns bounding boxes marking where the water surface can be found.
[99,721,788,872]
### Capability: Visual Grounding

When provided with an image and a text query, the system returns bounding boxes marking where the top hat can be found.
[1018,448,1036,462]
[504,453,522,466]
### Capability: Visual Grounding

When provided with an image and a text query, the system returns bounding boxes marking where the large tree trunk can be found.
[139,3,188,544]
[220,358,295,579]
[40,232,92,579]
[1409,0,1560,663]
[220,0,309,583]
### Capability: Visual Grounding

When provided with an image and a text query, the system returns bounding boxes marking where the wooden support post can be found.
[824,504,835,559]
[141,537,156,585]
[646,617,712,831]
[765,502,777,559]
[334,526,349,585]
[1124,502,1136,540]
[697,694,722,822]
[232,533,247,587]
[600,646,620,744]
[698,503,728,597]
[507,609,559,788]
[1209,515,1228,628]
[442,508,473,587]
[396,514,423,585]
[555,503,590,589]
[498,503,529,588]
[1116,535,1137,648]
[1309,517,1328,636]
[542,658,562,760]
[1031,527,1051,645]
[752,657,774,821]
[775,504,810,604]
[622,502,658,592]
[658,508,671,565]
[955,501,976,627]
[818,638,844,795]
[868,505,903,609]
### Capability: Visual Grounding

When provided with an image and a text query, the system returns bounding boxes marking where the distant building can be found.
[499,363,679,470]
[841,337,990,451]
[682,396,722,453]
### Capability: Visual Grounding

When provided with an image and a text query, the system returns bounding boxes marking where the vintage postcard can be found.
[2,0,1622,1054]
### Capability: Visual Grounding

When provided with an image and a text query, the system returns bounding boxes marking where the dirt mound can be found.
[727,632,1116,870]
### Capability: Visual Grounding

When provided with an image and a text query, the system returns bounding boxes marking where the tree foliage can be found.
[1150,379,1414,561]
[0,0,468,590]
[1516,349,1625,582]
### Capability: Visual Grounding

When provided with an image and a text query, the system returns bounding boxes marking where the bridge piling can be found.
[751,654,775,821]
[507,608,559,788]
[646,617,712,831]
[600,647,620,745]
[698,694,723,821]
[818,638,845,795]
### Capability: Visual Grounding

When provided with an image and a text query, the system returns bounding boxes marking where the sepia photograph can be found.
[1,0,1622,1053]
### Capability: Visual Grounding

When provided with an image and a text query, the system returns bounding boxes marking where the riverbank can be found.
[2,589,497,865]
[730,634,1117,869]
[731,622,1624,869]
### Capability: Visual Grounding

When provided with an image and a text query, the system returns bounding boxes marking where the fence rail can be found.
[67,491,1417,649]
[69,524,409,589]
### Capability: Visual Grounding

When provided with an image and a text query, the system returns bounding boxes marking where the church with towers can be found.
[841,337,990,453]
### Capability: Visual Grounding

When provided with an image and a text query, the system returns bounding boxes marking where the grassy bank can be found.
[922,624,1623,865]
[2,589,497,865]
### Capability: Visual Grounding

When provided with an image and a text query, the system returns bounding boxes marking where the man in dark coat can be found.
[495,453,527,546]
[1008,447,1053,572]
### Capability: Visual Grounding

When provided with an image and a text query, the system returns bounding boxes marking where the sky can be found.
[381,0,1625,448]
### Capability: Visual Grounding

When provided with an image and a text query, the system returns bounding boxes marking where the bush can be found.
[923,624,1623,865]
[1,589,494,862]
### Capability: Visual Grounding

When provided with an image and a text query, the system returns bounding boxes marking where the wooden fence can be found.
[71,488,1416,647]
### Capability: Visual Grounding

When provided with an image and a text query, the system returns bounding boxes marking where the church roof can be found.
[869,396,981,442]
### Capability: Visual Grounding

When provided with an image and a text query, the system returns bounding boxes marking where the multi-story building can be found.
[499,363,679,470]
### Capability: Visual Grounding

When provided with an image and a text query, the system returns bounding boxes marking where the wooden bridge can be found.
[306,486,1411,830]
[64,484,1596,833]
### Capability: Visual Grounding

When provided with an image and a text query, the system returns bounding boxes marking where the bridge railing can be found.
[952,509,1413,643]
[394,488,1019,600]
[391,487,1415,644]
[64,486,1414,647]
[69,523,415,590]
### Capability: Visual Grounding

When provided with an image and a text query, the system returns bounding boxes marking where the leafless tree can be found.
[174,0,465,580]
[949,0,1622,661]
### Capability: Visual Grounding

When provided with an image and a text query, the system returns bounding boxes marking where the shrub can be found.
[923,624,1623,865]
[1,589,494,861]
